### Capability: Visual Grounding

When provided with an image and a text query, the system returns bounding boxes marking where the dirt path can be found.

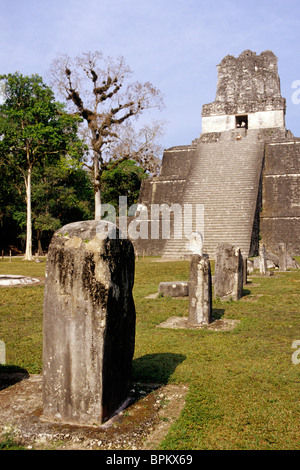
[0,373,187,450]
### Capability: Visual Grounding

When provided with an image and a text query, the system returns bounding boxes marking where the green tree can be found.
[101,159,147,213]
[31,159,93,254]
[0,72,84,259]
[0,160,24,253]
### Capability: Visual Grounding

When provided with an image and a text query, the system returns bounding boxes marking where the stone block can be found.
[214,243,243,301]
[42,220,136,425]
[287,255,300,269]
[188,254,212,325]
[266,251,279,267]
[158,281,189,297]
[247,259,254,273]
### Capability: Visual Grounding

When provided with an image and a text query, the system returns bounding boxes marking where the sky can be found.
[1,0,300,151]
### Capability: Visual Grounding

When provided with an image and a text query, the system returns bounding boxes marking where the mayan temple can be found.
[134,50,300,258]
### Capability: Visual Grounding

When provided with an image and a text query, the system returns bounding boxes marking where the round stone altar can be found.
[0,275,39,286]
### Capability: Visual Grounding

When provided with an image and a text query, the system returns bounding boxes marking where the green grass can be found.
[0,258,45,373]
[0,256,300,449]
[0,432,26,450]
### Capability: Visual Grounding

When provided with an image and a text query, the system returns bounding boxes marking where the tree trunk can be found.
[36,229,43,256]
[24,167,33,260]
[94,152,101,220]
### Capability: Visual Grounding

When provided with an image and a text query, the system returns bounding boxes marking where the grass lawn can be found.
[0,255,300,450]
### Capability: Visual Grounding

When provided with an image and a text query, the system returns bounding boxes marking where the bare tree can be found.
[49,51,164,219]
[106,120,165,176]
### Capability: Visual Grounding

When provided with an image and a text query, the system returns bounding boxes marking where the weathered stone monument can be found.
[134,50,300,259]
[187,231,212,325]
[214,243,244,301]
[42,220,136,426]
[278,242,287,272]
[243,257,248,285]
[188,254,212,326]
[259,244,268,275]
[188,232,203,256]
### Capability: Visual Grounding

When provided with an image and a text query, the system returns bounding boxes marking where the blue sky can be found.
[1,0,300,149]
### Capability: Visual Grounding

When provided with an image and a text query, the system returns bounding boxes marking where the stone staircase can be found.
[162,129,264,259]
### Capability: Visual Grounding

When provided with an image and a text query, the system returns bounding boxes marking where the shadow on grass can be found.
[0,365,29,391]
[242,288,251,297]
[132,353,186,385]
[212,308,225,320]
[109,353,188,417]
